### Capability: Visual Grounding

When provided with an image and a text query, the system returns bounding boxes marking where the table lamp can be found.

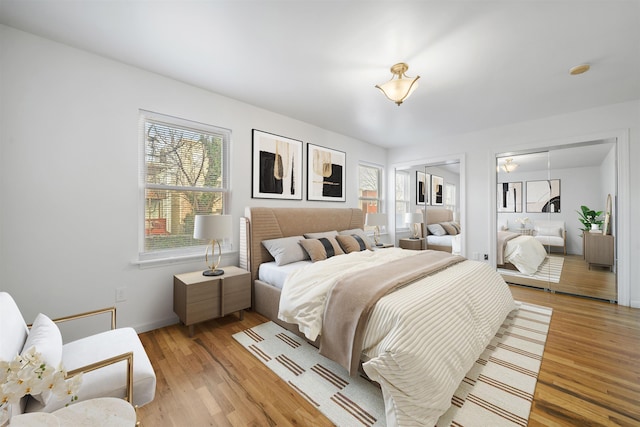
[405,212,423,239]
[365,213,387,246]
[193,214,232,276]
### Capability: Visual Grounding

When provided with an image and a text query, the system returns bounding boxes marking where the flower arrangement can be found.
[515,217,530,228]
[1,347,81,416]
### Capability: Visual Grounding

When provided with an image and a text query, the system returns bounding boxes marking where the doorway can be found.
[495,140,617,302]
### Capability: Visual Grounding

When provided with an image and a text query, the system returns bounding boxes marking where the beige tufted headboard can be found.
[239,207,365,283]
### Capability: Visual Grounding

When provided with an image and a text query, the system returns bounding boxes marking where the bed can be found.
[240,206,515,426]
[497,230,548,275]
[421,208,461,253]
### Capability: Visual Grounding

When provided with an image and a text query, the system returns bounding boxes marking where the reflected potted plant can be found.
[577,205,603,233]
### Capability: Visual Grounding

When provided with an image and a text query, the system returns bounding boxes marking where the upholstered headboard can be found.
[239,207,365,283]
[419,208,454,237]
[425,208,453,224]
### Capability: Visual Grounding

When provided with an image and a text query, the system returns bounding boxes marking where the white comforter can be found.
[278,248,516,426]
[504,235,548,275]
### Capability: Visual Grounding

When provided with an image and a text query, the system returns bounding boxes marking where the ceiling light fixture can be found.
[502,158,518,173]
[569,63,590,75]
[375,62,420,106]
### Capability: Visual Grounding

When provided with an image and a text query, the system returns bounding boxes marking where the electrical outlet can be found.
[472,252,479,260]
[116,287,127,302]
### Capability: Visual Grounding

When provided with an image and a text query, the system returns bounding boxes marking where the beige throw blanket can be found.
[319,250,465,376]
[497,230,519,264]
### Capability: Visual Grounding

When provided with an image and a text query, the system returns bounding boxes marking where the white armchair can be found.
[0,292,156,416]
[533,220,566,254]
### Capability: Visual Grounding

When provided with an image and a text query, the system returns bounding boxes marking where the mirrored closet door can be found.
[395,161,462,255]
[496,140,617,302]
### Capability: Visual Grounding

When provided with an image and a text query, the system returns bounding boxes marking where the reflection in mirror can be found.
[495,140,617,302]
[395,162,461,254]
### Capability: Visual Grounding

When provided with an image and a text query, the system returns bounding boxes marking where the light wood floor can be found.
[501,254,617,302]
[136,286,640,426]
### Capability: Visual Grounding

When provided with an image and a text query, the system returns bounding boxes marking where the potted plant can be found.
[577,205,603,233]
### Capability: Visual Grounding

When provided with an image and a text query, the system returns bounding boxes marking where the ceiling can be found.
[497,140,616,176]
[1,1,639,149]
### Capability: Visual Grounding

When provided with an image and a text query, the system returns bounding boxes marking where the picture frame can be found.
[416,171,430,205]
[251,129,303,200]
[307,143,346,202]
[431,175,444,206]
[497,182,523,213]
[526,179,561,213]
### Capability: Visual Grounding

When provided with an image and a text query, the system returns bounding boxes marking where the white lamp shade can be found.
[193,214,233,240]
[377,78,419,105]
[365,213,387,227]
[404,212,423,224]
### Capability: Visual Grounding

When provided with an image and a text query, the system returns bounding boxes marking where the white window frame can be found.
[445,183,457,213]
[138,110,230,263]
[358,163,384,231]
[395,170,411,231]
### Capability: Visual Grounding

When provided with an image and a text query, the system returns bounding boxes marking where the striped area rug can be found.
[233,301,552,427]
[499,256,564,283]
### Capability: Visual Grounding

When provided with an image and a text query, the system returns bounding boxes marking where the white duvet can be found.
[504,235,548,275]
[278,248,516,426]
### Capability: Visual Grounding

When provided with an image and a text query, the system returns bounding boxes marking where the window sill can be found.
[133,250,237,269]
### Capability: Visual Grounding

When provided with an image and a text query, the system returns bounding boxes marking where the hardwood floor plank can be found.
[137,285,639,426]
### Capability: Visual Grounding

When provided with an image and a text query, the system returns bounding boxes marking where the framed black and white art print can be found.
[416,171,430,205]
[251,129,303,200]
[307,143,346,202]
[526,179,561,213]
[431,175,444,206]
[497,182,523,213]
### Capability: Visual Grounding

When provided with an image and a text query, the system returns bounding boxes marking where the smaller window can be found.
[395,170,410,228]
[358,164,383,230]
[445,183,457,212]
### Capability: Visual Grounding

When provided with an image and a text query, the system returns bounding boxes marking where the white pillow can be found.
[262,236,310,266]
[427,223,447,236]
[21,313,63,405]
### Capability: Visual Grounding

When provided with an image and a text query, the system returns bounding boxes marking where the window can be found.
[140,111,230,257]
[445,183,457,212]
[395,170,410,228]
[358,164,382,229]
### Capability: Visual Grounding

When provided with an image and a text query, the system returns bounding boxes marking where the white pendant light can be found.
[375,62,420,106]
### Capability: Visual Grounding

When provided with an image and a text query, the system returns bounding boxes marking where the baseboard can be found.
[134,315,179,334]
[630,299,640,309]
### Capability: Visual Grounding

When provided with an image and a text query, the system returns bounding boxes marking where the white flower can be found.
[1,349,81,409]
[516,217,530,225]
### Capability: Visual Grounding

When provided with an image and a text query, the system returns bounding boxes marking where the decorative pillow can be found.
[535,226,562,237]
[336,234,370,253]
[427,223,447,236]
[338,229,372,250]
[262,236,310,266]
[303,230,338,239]
[440,222,459,235]
[21,313,63,405]
[299,237,345,262]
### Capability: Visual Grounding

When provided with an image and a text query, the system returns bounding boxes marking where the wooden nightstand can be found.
[173,266,251,336]
[399,238,427,250]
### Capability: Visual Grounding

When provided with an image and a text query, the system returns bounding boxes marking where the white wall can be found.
[388,100,639,307]
[0,26,387,335]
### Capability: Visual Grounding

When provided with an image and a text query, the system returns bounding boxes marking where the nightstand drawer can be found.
[186,281,218,302]
[186,297,221,324]
[222,272,251,315]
